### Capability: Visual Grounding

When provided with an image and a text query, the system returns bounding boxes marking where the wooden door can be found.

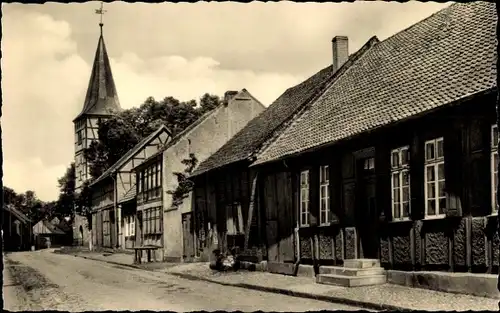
[264,175,279,262]
[110,209,116,248]
[182,213,195,261]
[356,157,379,259]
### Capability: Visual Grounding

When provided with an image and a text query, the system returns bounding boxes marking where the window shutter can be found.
[375,144,391,222]
[444,123,464,217]
[410,133,425,220]
[309,167,319,227]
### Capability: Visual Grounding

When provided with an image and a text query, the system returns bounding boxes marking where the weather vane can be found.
[95,1,106,31]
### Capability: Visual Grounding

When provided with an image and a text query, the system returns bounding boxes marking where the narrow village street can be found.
[3,250,363,312]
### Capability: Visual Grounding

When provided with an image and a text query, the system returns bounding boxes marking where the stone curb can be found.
[69,252,410,311]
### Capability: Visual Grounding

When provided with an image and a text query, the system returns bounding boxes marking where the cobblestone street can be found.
[3,250,363,312]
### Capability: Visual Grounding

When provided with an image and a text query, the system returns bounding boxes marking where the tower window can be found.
[77,130,83,145]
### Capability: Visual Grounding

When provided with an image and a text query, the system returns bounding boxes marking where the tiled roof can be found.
[253,2,497,166]
[120,184,137,204]
[90,124,171,187]
[74,31,121,122]
[190,40,379,177]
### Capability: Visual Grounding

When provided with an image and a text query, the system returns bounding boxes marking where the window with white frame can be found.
[492,125,499,213]
[299,170,310,227]
[424,137,446,218]
[124,216,135,237]
[319,165,330,225]
[391,146,411,220]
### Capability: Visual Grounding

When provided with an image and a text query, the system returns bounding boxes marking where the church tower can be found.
[73,11,121,193]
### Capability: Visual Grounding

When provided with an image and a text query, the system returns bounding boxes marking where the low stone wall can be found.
[387,270,500,299]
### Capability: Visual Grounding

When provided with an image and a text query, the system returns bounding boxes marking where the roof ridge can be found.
[253,36,380,163]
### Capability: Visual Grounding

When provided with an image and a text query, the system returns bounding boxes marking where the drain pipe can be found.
[292,226,302,276]
[110,172,119,250]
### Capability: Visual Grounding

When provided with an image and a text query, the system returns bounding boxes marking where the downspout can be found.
[110,172,119,249]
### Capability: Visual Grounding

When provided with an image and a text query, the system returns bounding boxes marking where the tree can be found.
[167,153,198,209]
[84,93,222,180]
[55,163,76,218]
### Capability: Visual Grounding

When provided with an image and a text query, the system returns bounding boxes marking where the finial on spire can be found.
[95,1,106,35]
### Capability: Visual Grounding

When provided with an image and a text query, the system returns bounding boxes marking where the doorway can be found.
[356,156,379,259]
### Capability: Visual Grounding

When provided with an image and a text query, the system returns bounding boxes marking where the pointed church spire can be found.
[73,2,120,122]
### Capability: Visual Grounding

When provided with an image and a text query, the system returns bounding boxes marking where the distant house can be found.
[132,89,265,262]
[2,205,32,251]
[33,219,67,249]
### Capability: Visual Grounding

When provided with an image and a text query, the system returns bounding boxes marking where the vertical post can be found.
[496,1,500,301]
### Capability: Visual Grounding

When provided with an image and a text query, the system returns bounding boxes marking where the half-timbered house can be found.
[190,35,379,263]
[251,2,498,276]
[89,125,171,250]
[132,89,265,262]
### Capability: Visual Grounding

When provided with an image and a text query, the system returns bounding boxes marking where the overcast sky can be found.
[2,1,452,201]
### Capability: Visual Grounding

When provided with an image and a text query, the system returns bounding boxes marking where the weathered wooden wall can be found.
[193,163,263,261]
[260,92,500,273]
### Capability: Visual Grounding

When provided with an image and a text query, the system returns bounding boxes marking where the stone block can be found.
[297,264,315,277]
[267,261,295,276]
[317,273,386,287]
[386,270,500,299]
[344,227,356,259]
[425,231,448,265]
[453,218,467,267]
[471,218,486,266]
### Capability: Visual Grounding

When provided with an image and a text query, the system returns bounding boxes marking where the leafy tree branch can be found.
[167,153,198,209]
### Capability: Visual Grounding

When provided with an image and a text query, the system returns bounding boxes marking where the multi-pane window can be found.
[492,125,499,213]
[391,146,411,220]
[124,216,135,237]
[138,160,162,202]
[77,130,83,145]
[319,165,330,225]
[299,170,310,227]
[424,137,445,218]
[143,207,162,235]
[363,157,375,171]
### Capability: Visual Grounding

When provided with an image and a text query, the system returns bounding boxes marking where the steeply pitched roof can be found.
[254,2,497,166]
[35,220,66,235]
[73,29,121,122]
[90,124,171,187]
[191,38,379,177]
[3,205,31,224]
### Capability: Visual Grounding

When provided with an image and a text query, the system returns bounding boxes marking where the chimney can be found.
[332,36,349,73]
[223,90,239,106]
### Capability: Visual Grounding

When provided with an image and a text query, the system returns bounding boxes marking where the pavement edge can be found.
[69,253,410,311]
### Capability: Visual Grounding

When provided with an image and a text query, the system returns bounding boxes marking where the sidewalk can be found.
[60,250,499,311]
